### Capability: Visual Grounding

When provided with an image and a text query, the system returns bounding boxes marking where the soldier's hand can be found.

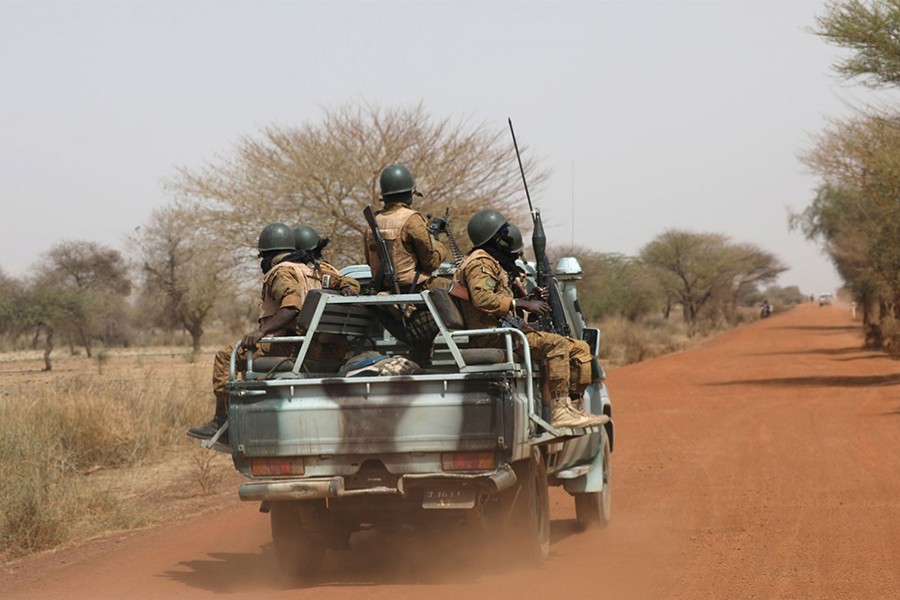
[340,286,355,296]
[530,286,550,301]
[241,330,265,351]
[518,299,551,317]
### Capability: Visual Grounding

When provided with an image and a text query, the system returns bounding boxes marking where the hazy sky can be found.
[0,0,882,294]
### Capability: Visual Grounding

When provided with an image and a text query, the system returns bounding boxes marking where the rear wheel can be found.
[574,428,611,529]
[509,450,551,561]
[270,500,327,581]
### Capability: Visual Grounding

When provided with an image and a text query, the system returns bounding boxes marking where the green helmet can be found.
[257,222,295,253]
[508,223,524,253]
[467,209,508,247]
[379,163,416,200]
[293,225,320,251]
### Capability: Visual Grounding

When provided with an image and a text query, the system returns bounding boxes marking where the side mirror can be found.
[581,327,601,357]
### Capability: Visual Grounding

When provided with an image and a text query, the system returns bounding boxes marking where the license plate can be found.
[422,485,476,509]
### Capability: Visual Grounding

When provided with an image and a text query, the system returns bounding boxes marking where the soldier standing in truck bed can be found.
[452,210,607,429]
[188,222,358,442]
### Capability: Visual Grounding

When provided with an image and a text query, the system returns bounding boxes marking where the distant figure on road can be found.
[851,301,857,319]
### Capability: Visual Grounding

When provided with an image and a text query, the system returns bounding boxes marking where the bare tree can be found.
[132,206,240,352]
[166,102,549,266]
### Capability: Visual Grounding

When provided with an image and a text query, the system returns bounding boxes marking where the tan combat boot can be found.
[550,398,610,428]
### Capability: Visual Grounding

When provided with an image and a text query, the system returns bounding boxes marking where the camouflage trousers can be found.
[474,330,593,404]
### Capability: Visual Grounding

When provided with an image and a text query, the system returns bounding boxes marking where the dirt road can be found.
[2,303,898,599]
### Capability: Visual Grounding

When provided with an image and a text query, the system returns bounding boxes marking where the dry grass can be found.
[598,316,690,366]
[0,349,221,562]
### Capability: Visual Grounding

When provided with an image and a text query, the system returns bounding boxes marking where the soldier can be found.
[507,223,596,407]
[363,164,449,364]
[294,225,360,296]
[188,222,358,442]
[363,163,447,293]
[452,210,607,429]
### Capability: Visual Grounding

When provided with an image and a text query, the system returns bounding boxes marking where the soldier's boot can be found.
[550,398,609,429]
[187,393,229,442]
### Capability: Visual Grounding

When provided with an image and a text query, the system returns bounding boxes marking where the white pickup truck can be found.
[204,257,614,579]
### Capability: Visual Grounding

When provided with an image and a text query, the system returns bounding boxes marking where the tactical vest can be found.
[452,249,512,330]
[364,205,426,290]
[259,260,322,334]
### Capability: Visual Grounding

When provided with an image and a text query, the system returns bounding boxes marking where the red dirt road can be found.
[3,303,898,599]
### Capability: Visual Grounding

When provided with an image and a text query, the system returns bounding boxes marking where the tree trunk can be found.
[42,326,54,371]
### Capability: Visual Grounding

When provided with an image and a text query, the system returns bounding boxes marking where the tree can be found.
[133,206,240,352]
[565,250,663,323]
[38,241,132,356]
[814,0,900,87]
[799,1,900,352]
[640,230,786,331]
[166,102,548,266]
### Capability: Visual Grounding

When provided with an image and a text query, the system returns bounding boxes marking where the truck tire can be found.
[574,427,611,529]
[509,449,551,561]
[270,500,326,580]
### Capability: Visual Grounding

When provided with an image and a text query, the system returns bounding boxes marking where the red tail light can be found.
[251,457,305,477]
[442,452,496,471]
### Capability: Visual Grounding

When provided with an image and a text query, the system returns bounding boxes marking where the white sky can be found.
[0,0,881,295]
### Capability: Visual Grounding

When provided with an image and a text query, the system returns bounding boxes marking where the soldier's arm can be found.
[463,258,514,317]
[404,213,447,272]
[243,270,304,350]
[319,262,360,295]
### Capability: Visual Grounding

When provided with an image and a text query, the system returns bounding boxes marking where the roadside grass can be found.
[0,355,213,562]
[598,308,759,366]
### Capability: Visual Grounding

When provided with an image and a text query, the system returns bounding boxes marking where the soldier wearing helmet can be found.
[452,210,607,429]
[363,164,447,293]
[294,225,360,296]
[188,222,358,442]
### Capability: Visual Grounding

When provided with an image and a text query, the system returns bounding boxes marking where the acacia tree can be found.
[38,241,132,356]
[797,1,900,351]
[133,206,241,352]
[640,230,786,332]
[815,0,900,87]
[166,102,548,266]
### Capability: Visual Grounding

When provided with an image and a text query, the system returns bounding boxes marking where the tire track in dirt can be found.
[2,303,898,599]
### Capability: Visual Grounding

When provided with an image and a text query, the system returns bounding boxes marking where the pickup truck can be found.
[203,257,614,578]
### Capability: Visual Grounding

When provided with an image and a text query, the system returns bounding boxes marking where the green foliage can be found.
[815,0,900,87]
[639,230,786,330]
[575,252,663,323]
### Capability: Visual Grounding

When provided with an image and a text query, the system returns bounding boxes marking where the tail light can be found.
[442,452,496,471]
[251,457,305,477]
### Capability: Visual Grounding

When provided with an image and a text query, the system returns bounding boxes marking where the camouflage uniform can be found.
[452,249,574,403]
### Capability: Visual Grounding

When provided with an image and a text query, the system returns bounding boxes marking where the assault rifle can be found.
[363,205,402,295]
[427,208,464,266]
[508,118,571,337]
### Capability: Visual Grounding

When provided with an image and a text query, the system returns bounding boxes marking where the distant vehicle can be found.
[760,301,773,318]
[819,293,833,306]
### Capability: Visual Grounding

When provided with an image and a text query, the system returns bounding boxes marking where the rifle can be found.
[427,208,464,266]
[508,118,571,337]
[363,205,402,295]
[364,204,408,329]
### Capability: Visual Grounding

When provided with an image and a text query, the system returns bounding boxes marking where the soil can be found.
[1,303,898,599]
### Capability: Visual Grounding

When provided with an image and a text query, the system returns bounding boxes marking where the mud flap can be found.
[562,428,608,494]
